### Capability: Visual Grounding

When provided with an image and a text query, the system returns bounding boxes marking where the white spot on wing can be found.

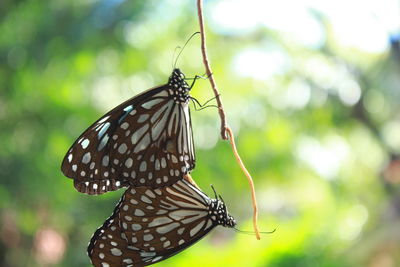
[98,134,109,151]
[145,189,156,198]
[137,114,150,123]
[151,101,172,123]
[82,152,91,164]
[148,217,173,227]
[125,157,133,168]
[134,209,145,216]
[163,240,171,248]
[177,227,184,235]
[156,222,180,234]
[131,124,149,144]
[204,219,213,230]
[140,251,155,257]
[124,105,134,112]
[143,234,154,241]
[131,224,142,231]
[98,116,110,124]
[133,133,151,152]
[161,157,167,168]
[111,248,122,256]
[152,256,163,262]
[118,143,127,154]
[123,259,133,264]
[156,91,168,97]
[102,155,109,166]
[81,139,90,149]
[141,98,164,109]
[141,195,152,204]
[121,122,129,129]
[139,161,147,172]
[155,159,160,170]
[98,122,110,139]
[190,220,206,237]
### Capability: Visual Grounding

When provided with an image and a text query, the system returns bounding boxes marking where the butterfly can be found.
[87,179,236,266]
[61,68,196,195]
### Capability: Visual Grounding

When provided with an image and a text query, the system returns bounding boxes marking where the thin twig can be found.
[196,0,261,240]
[184,173,201,190]
[225,127,261,240]
[196,0,227,140]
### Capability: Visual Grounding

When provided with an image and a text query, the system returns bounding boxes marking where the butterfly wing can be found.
[87,196,142,267]
[61,80,195,195]
[88,180,225,266]
[118,180,218,265]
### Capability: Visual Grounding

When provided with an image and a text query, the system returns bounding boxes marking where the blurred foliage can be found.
[1,0,400,266]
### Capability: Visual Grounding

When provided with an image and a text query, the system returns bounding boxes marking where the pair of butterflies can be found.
[61,68,236,266]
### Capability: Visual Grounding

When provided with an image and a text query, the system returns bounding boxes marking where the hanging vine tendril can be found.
[196,0,261,240]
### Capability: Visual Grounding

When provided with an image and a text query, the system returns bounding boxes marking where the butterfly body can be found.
[88,180,236,266]
[61,69,196,195]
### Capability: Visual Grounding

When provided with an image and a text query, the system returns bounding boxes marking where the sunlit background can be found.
[1,0,400,266]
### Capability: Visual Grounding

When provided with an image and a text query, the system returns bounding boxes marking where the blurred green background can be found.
[2,0,400,266]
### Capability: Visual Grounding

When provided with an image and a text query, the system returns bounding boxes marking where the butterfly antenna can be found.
[218,194,225,204]
[172,46,182,69]
[173,32,200,69]
[233,227,277,235]
[210,184,218,200]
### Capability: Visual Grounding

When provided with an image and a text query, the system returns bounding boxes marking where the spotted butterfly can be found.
[61,69,196,195]
[87,179,236,266]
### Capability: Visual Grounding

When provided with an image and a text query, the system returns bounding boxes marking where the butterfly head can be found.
[210,198,237,228]
[168,68,191,104]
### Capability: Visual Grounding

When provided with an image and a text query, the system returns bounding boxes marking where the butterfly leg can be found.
[190,95,219,111]
[185,73,212,88]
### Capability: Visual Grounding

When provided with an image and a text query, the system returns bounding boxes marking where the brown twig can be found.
[225,127,261,240]
[196,0,227,140]
[184,173,201,190]
[196,0,260,240]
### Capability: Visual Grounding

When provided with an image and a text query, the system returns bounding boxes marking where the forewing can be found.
[61,85,195,195]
